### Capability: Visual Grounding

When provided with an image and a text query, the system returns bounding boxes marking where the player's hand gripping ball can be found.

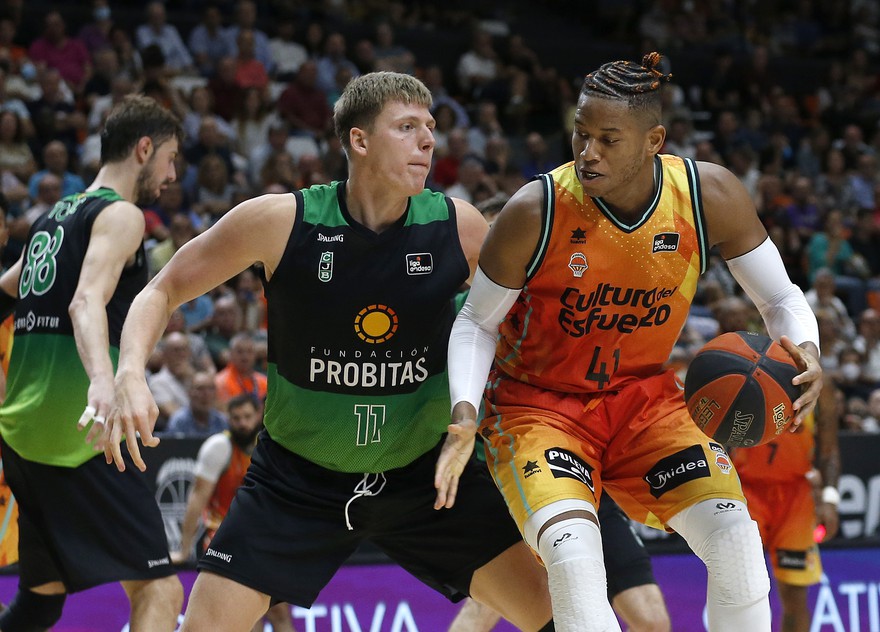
[684,331,801,448]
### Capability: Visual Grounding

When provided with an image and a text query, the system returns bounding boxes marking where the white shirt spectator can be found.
[269,35,308,78]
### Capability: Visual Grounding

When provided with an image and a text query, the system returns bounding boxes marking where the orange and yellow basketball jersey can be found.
[495,155,708,393]
[733,411,815,483]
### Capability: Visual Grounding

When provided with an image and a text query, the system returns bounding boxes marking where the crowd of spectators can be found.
[1,0,880,434]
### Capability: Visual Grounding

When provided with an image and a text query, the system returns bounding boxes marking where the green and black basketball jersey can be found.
[262,181,469,473]
[0,188,147,467]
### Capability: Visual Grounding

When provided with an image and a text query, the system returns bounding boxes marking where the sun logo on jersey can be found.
[354,304,399,344]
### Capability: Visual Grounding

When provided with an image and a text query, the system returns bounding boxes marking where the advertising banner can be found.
[0,547,877,631]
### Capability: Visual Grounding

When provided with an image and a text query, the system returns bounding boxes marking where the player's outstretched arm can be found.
[438,189,541,509]
[105,193,297,471]
[71,201,145,447]
[435,198,488,509]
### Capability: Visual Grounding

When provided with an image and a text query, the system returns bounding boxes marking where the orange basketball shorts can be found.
[739,477,822,586]
[481,369,746,533]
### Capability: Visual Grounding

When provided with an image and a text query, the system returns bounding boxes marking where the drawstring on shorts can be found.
[344,472,387,530]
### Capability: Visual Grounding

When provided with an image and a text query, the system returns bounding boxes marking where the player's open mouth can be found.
[580,170,601,180]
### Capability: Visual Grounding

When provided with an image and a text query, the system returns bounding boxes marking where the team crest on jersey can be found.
[707,442,732,474]
[652,232,680,253]
[354,304,399,344]
[714,452,732,474]
[570,227,586,244]
[406,253,433,275]
[318,251,333,282]
[568,253,588,278]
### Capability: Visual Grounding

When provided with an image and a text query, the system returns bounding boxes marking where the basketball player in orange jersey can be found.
[172,394,296,632]
[442,53,823,631]
[713,298,841,632]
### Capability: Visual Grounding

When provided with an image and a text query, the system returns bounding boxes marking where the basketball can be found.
[684,331,801,448]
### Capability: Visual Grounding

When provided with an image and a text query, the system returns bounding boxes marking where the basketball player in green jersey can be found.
[0,95,183,631]
[105,72,555,631]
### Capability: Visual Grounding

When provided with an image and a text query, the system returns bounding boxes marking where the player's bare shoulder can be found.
[490,179,544,244]
[101,198,144,220]
[450,197,489,274]
[222,191,298,276]
[480,179,544,288]
[93,199,146,240]
[692,160,766,257]
[692,160,750,212]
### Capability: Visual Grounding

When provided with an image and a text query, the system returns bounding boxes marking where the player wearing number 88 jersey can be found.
[3,188,145,465]
[0,95,184,631]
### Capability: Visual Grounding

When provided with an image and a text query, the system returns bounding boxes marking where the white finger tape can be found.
[77,406,96,427]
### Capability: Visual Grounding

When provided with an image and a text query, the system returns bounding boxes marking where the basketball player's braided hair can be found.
[580,52,672,119]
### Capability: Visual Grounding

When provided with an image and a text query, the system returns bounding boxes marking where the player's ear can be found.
[647,124,665,155]
[349,127,368,156]
[135,136,154,164]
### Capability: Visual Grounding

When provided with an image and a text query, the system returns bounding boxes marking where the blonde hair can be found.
[333,71,432,151]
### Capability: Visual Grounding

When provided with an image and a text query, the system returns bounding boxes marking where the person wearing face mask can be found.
[172,394,295,631]
[838,350,863,386]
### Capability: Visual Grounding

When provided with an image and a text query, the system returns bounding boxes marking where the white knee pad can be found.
[524,500,621,632]
[668,499,771,630]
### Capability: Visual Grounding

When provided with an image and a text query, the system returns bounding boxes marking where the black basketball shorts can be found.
[1,437,175,592]
[199,431,525,607]
[599,494,658,600]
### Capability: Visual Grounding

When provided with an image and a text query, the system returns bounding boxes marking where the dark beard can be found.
[134,154,159,206]
[230,426,261,450]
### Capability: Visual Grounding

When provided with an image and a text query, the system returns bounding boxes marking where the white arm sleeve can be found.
[448,267,521,413]
[725,237,820,352]
[193,434,233,484]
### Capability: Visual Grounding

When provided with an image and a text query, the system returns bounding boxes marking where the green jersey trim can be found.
[299,182,451,230]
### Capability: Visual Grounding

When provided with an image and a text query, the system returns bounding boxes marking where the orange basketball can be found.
[684,331,801,448]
